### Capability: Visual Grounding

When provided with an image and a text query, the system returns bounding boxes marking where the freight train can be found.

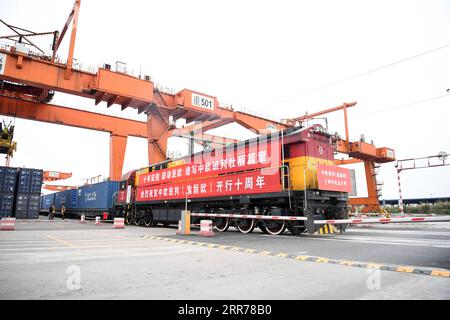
[40,181,119,219]
[41,124,352,235]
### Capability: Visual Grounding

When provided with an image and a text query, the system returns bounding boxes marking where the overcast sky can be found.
[1,0,449,199]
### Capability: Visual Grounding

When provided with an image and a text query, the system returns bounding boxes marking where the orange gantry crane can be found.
[0,0,395,212]
[42,171,75,191]
[0,0,283,180]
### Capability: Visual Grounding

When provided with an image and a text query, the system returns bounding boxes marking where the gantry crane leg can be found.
[363,160,380,211]
[347,160,381,212]
[110,134,127,180]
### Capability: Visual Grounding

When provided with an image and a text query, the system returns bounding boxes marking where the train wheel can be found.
[143,215,153,227]
[265,221,286,235]
[134,217,142,226]
[237,219,255,234]
[213,218,229,232]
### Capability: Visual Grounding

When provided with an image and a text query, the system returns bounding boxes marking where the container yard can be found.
[0,0,449,306]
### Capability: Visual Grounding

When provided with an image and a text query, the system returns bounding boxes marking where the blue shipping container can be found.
[40,193,56,211]
[17,168,31,193]
[55,189,77,210]
[76,181,119,211]
[30,169,43,193]
[17,168,42,193]
[15,193,29,219]
[0,193,14,217]
[28,194,41,219]
[0,167,18,193]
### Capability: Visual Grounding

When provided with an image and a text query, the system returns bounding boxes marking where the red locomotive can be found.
[115,124,351,235]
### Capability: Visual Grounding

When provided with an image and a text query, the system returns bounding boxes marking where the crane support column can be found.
[364,160,379,206]
[348,160,380,210]
[110,134,127,181]
[147,107,172,165]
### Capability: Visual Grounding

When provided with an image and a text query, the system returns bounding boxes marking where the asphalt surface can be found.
[167,223,450,270]
[0,217,449,300]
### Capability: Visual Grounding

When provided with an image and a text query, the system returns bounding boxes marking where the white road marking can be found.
[0,242,185,252]
[307,236,450,248]
[346,228,450,236]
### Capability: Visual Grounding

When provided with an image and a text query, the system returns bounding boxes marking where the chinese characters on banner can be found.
[138,142,280,187]
[317,164,352,192]
[136,170,281,202]
[117,190,127,203]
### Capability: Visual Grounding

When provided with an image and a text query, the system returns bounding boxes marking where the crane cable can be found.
[258,43,450,111]
[354,93,450,118]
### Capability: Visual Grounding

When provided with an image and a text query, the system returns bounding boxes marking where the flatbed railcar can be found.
[39,193,55,215]
[40,181,120,219]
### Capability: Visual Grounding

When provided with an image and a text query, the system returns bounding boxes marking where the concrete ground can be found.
[0,217,449,300]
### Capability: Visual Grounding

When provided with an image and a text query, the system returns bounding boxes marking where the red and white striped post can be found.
[114,218,125,229]
[198,220,215,237]
[1,217,16,231]
[396,163,404,214]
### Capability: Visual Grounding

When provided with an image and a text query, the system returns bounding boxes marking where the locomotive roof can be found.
[128,124,328,178]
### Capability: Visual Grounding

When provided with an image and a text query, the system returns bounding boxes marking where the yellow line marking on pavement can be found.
[396,266,415,273]
[276,253,289,258]
[46,235,75,247]
[144,236,450,278]
[431,270,450,277]
[295,255,309,261]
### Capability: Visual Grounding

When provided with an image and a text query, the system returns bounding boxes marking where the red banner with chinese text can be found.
[116,190,127,203]
[137,141,280,187]
[136,169,281,202]
[317,164,352,192]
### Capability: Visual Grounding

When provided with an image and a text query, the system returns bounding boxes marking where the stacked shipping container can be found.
[0,166,43,218]
[0,167,18,217]
[15,168,43,219]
